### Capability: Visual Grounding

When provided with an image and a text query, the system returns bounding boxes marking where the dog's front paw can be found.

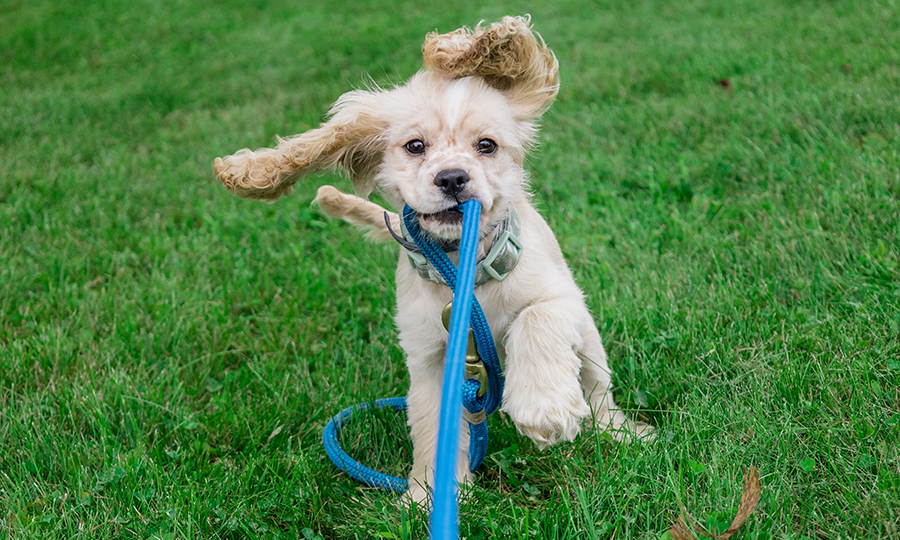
[503,390,590,450]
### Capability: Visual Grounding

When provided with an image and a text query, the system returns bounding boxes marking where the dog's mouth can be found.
[419,209,464,225]
[410,196,491,240]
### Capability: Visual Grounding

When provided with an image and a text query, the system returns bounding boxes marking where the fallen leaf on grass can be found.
[669,467,761,540]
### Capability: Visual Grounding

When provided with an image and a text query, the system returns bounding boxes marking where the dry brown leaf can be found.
[668,467,761,540]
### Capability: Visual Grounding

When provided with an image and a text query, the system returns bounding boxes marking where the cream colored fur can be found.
[215,16,653,506]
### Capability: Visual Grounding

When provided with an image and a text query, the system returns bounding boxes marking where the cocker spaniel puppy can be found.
[214,15,653,504]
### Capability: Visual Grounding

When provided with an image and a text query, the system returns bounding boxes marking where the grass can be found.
[1,0,899,538]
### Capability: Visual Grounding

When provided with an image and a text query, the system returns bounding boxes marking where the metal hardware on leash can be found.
[442,302,488,398]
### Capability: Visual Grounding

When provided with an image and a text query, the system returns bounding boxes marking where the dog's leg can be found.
[403,353,473,506]
[314,185,399,242]
[404,356,443,505]
[395,271,473,506]
[578,326,655,440]
[501,301,592,449]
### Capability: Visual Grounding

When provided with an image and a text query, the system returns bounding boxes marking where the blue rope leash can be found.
[425,200,481,539]
[322,397,409,492]
[401,205,505,416]
[322,201,502,536]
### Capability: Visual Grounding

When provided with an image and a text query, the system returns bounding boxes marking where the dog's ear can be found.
[214,89,387,201]
[422,15,559,121]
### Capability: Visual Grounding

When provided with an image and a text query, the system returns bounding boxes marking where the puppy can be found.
[214,16,653,504]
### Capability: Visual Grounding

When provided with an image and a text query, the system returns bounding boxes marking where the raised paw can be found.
[503,391,590,450]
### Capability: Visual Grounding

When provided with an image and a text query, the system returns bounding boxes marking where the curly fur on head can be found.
[422,15,559,118]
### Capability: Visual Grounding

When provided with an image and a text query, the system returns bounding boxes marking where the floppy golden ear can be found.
[422,15,559,120]
[213,89,387,201]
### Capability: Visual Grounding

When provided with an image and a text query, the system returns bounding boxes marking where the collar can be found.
[388,206,523,286]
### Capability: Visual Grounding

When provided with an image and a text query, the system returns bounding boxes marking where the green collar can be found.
[398,206,523,286]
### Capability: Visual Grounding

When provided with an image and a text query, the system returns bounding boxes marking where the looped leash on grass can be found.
[322,397,409,493]
[322,201,502,538]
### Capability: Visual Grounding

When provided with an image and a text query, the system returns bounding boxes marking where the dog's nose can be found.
[433,168,470,197]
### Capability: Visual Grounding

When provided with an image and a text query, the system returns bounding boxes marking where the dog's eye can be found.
[404,139,426,155]
[476,138,498,155]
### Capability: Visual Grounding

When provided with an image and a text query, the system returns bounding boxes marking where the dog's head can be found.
[214,16,558,240]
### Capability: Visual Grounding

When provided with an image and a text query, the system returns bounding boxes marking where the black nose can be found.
[433,168,470,197]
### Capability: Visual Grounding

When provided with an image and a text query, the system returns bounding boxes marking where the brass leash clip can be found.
[442,301,488,398]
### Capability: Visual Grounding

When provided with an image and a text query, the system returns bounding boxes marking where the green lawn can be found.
[2,0,899,538]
